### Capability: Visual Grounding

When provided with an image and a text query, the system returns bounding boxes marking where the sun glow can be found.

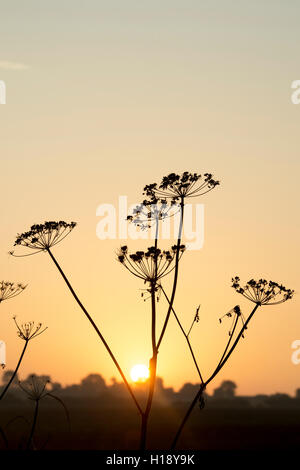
[130,364,149,383]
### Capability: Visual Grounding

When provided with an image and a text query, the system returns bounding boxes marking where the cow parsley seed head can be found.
[232,277,294,306]
[117,245,185,283]
[0,281,26,303]
[11,221,76,256]
[143,171,220,204]
[19,375,50,401]
[13,316,47,341]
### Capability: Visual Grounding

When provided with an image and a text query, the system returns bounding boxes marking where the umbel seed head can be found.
[118,245,185,283]
[13,316,47,341]
[0,281,26,303]
[11,221,76,256]
[143,171,220,204]
[19,375,50,401]
[127,200,180,231]
[232,277,294,306]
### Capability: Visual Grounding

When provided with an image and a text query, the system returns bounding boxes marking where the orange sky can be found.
[0,1,299,396]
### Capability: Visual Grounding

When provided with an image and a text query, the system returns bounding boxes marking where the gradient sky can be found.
[0,0,299,396]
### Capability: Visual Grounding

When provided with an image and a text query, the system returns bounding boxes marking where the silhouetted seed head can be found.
[219,305,247,337]
[11,221,76,256]
[117,245,186,283]
[231,277,294,306]
[127,200,180,231]
[19,375,50,401]
[0,281,26,303]
[13,316,47,341]
[143,171,220,204]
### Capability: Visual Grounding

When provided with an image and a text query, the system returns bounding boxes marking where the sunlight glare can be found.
[130,364,149,383]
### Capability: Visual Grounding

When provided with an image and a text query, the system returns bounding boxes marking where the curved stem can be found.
[0,341,28,401]
[186,337,203,383]
[157,199,184,350]
[46,248,142,415]
[206,304,259,386]
[161,286,204,383]
[26,400,39,450]
[171,303,259,449]
[216,315,239,370]
[140,282,158,450]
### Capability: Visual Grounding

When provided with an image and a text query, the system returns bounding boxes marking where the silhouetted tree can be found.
[80,374,106,396]
[213,380,237,399]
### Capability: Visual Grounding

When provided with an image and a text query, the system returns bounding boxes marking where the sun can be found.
[130,364,149,383]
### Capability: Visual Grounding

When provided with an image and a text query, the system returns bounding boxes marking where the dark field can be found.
[1,399,300,450]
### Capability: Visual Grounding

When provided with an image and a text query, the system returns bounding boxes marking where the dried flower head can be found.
[19,375,50,401]
[13,316,47,341]
[11,221,76,256]
[0,281,26,303]
[219,305,247,337]
[19,375,70,429]
[118,245,186,283]
[127,200,180,231]
[143,171,220,204]
[232,277,294,306]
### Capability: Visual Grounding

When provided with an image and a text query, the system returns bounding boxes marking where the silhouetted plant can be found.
[231,277,294,305]
[11,221,142,415]
[123,171,219,450]
[12,221,76,255]
[160,286,203,383]
[0,317,47,401]
[18,375,70,450]
[143,172,219,204]
[118,245,185,282]
[170,277,294,449]
[118,245,185,449]
[127,200,179,232]
[0,281,26,304]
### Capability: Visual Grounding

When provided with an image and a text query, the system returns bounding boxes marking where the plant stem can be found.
[0,340,28,401]
[26,400,39,450]
[170,303,259,449]
[140,282,158,450]
[46,248,142,415]
[157,199,184,350]
[161,286,204,383]
[216,315,239,370]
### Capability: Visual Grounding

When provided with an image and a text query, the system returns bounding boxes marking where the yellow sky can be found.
[0,1,299,395]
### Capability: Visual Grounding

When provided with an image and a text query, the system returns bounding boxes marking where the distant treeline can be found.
[1,372,300,409]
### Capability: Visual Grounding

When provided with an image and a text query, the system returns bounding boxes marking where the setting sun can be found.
[130,364,150,383]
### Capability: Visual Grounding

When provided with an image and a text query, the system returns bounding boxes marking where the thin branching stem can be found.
[157,199,184,350]
[161,286,204,383]
[26,400,39,450]
[216,315,239,370]
[0,340,28,401]
[171,303,259,449]
[140,281,158,449]
[46,248,142,415]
